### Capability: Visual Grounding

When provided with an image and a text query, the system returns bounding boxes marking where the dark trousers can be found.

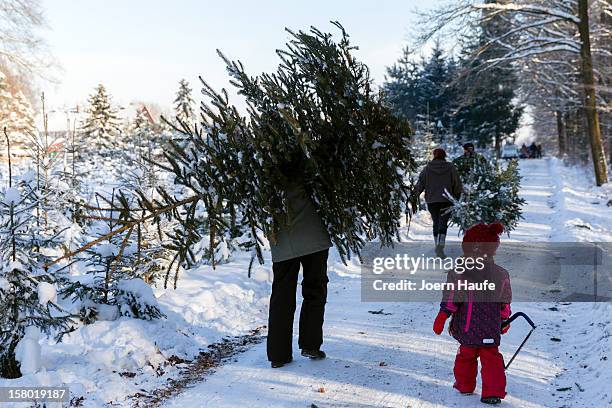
[427,202,452,237]
[267,249,329,362]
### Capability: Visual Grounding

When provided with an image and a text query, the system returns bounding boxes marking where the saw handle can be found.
[501,312,537,330]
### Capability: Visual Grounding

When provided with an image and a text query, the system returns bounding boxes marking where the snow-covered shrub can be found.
[116,278,165,320]
[14,326,42,375]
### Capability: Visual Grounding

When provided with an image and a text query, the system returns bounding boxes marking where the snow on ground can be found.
[0,251,273,407]
[0,158,610,407]
[163,158,612,408]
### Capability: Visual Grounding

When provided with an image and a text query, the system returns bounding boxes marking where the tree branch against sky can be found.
[416,0,609,185]
[0,0,55,85]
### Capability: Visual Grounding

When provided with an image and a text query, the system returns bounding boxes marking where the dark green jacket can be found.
[453,153,491,179]
[270,181,332,263]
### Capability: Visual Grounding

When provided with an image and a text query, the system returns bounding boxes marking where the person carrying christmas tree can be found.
[414,148,463,257]
[453,142,491,178]
[433,222,512,405]
[266,152,333,369]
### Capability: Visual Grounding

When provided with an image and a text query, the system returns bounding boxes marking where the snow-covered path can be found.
[163,158,611,408]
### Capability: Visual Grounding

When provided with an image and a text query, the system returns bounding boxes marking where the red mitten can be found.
[501,323,510,335]
[433,311,449,335]
[500,303,511,320]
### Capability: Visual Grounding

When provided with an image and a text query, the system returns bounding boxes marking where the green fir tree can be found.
[81,84,121,152]
[0,174,73,378]
[173,79,195,126]
[447,158,524,233]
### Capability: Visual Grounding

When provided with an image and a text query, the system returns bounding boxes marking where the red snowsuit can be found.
[454,344,507,398]
[438,261,512,399]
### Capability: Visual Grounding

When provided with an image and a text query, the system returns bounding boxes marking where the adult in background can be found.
[529,142,538,159]
[267,154,332,368]
[415,148,463,257]
[453,142,490,177]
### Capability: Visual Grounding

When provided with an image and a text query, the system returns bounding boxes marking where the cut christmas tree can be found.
[160,21,416,265]
[447,156,525,233]
[58,22,417,284]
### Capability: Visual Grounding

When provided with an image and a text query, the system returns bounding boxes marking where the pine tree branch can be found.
[44,194,201,269]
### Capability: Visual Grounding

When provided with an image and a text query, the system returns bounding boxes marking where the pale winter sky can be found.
[39,0,441,130]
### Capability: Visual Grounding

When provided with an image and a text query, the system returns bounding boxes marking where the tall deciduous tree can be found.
[577,0,607,184]
[0,0,51,74]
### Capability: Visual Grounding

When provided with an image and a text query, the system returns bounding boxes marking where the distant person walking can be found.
[453,142,490,176]
[529,142,538,159]
[415,148,463,257]
[536,144,543,158]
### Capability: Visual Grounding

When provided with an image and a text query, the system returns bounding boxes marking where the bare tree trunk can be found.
[578,0,608,185]
[494,133,501,159]
[4,128,11,187]
[556,110,566,156]
[4,128,16,262]
[563,111,570,157]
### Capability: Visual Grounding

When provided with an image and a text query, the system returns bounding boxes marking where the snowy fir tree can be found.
[0,168,73,378]
[116,119,173,286]
[384,23,524,156]
[24,97,76,227]
[0,73,14,147]
[61,189,165,323]
[0,71,36,149]
[156,22,416,265]
[451,11,523,158]
[446,157,524,233]
[8,90,36,140]
[125,106,157,164]
[383,41,457,144]
[130,212,174,287]
[60,119,87,208]
[81,84,121,153]
[383,46,423,122]
[173,79,195,126]
[417,40,457,141]
[411,115,436,169]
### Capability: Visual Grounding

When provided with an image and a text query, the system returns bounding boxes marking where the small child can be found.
[433,222,512,405]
